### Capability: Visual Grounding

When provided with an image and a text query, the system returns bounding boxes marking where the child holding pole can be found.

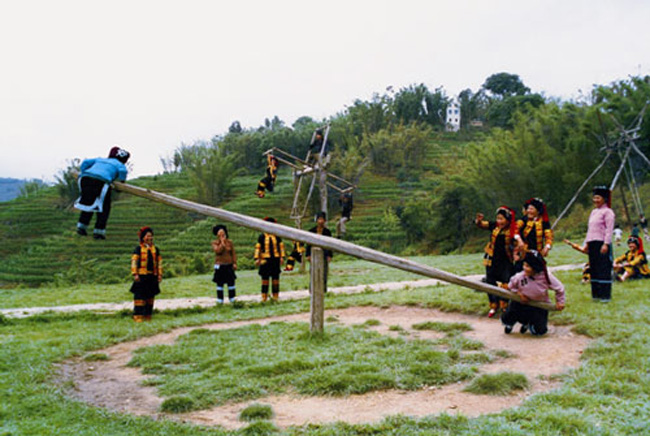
[501,250,565,336]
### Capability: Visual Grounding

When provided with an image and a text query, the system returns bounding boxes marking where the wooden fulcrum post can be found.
[310,247,325,334]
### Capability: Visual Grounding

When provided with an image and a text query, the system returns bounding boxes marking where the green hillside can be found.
[0,166,436,288]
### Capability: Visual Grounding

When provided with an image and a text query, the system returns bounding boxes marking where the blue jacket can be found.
[80,158,128,184]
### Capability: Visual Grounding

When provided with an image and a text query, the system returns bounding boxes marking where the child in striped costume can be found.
[254,217,285,301]
[475,206,517,318]
[130,227,162,322]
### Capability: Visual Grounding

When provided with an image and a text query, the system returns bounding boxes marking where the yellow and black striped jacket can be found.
[476,219,515,266]
[517,218,553,252]
[615,249,650,277]
[254,234,285,260]
[131,243,162,276]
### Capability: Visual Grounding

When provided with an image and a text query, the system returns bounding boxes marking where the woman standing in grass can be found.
[254,217,285,302]
[130,226,162,322]
[475,206,518,318]
[500,250,565,336]
[581,186,615,302]
[211,224,237,304]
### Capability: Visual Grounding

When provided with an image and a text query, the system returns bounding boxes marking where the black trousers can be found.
[588,241,613,300]
[78,177,112,230]
[501,301,549,335]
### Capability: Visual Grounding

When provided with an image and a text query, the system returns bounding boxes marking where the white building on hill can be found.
[446,99,460,132]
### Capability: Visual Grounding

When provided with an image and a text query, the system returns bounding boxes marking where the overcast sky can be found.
[1,0,649,181]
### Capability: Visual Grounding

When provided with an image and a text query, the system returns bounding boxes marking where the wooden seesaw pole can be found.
[113,181,557,331]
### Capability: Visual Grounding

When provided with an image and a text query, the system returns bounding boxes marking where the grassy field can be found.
[1,245,649,434]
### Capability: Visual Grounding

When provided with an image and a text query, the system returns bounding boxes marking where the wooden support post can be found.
[319,166,328,217]
[310,247,325,333]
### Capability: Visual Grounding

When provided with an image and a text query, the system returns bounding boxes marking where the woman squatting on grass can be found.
[475,206,518,318]
[211,224,238,304]
[500,250,565,336]
[130,227,163,322]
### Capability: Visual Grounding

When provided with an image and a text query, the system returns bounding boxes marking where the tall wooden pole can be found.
[113,180,556,311]
[310,247,325,333]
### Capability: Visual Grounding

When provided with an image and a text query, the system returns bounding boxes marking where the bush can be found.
[160,395,197,413]
[239,403,274,422]
[463,371,529,395]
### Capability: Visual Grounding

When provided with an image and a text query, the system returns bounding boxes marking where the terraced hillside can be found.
[0,168,431,287]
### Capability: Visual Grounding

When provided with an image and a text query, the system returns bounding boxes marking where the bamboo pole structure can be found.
[309,247,325,333]
[112,180,557,311]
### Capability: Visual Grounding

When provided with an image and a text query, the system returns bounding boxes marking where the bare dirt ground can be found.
[59,305,590,430]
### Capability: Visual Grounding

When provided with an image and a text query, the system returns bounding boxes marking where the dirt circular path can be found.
[59,305,590,430]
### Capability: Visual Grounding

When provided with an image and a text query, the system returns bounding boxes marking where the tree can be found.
[55,159,81,208]
[181,143,242,206]
[482,72,530,99]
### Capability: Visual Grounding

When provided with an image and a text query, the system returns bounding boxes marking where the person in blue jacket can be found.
[75,146,130,239]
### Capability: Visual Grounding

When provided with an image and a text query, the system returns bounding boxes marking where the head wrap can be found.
[496,206,517,239]
[263,217,277,223]
[315,211,327,221]
[109,146,130,164]
[138,226,153,242]
[524,198,549,223]
[627,235,644,253]
[593,185,611,207]
[213,224,228,238]
[523,250,551,284]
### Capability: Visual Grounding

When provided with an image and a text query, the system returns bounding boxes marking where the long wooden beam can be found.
[114,181,557,311]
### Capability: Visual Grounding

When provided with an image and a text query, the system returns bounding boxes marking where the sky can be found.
[1,0,649,181]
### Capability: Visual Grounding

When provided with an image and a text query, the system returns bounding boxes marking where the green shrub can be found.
[160,396,197,413]
[463,371,529,395]
[239,403,274,422]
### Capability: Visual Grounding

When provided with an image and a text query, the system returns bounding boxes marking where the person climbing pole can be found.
[336,192,354,239]
[256,154,279,198]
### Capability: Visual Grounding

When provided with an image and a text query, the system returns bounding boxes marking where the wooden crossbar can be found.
[113,180,557,311]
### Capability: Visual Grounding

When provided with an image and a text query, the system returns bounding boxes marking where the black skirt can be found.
[258,258,281,278]
[212,264,237,285]
[130,274,161,299]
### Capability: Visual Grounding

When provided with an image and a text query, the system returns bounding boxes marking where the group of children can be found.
[476,197,564,336]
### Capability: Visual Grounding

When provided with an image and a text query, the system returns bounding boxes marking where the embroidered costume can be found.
[476,206,517,317]
[130,227,162,322]
[255,217,285,301]
[285,241,305,271]
[516,198,553,256]
[256,155,279,198]
[614,236,650,281]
